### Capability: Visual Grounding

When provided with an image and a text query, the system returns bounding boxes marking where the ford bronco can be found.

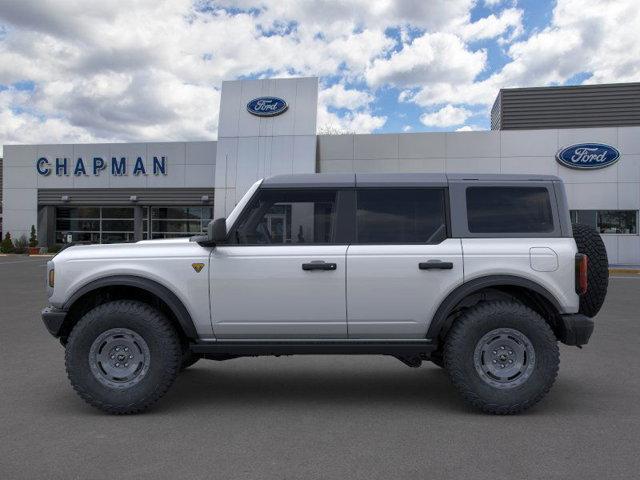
[41,173,608,414]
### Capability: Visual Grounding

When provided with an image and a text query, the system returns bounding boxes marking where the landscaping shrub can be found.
[1,233,15,253]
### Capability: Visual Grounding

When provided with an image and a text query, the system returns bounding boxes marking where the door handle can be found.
[419,260,454,270]
[302,261,337,271]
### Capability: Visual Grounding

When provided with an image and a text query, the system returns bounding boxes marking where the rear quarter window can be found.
[466,186,554,234]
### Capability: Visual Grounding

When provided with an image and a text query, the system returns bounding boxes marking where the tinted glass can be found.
[597,210,637,234]
[570,210,597,229]
[356,188,447,243]
[147,206,214,239]
[232,189,337,245]
[573,210,639,234]
[466,187,554,233]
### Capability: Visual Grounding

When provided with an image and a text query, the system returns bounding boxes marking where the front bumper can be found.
[558,313,594,346]
[42,306,68,337]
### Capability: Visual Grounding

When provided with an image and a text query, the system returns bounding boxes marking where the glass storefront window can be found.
[146,206,214,239]
[55,205,213,244]
[55,206,135,244]
[570,210,638,234]
[598,210,637,234]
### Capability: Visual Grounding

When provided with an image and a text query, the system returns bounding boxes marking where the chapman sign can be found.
[556,143,620,170]
[36,156,168,177]
[246,97,288,117]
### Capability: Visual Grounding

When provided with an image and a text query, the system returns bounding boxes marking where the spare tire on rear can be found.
[572,223,608,317]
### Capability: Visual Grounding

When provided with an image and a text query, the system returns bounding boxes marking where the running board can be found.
[190,339,436,357]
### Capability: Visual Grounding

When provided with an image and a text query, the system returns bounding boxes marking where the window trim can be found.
[448,181,564,238]
[353,186,450,245]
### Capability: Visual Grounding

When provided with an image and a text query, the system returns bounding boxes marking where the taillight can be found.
[575,253,588,295]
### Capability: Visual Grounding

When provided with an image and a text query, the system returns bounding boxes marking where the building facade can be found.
[2,77,640,264]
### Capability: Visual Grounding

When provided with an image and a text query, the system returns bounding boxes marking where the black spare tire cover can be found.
[572,223,609,317]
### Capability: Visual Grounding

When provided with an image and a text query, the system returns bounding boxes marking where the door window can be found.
[355,188,447,244]
[231,189,338,245]
[466,187,554,234]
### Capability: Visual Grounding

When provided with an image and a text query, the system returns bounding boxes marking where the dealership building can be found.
[1,78,640,264]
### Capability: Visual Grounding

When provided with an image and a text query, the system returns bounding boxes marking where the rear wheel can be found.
[430,350,444,368]
[65,300,181,414]
[444,301,559,414]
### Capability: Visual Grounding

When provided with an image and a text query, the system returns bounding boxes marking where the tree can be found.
[1,232,15,253]
[317,123,355,135]
[29,225,38,248]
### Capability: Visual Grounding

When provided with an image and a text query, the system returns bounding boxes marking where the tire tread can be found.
[572,223,609,317]
[444,301,559,415]
[65,300,181,414]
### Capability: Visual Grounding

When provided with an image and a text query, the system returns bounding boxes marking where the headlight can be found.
[48,268,55,288]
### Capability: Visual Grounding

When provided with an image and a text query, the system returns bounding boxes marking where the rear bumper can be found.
[558,313,594,346]
[42,306,67,337]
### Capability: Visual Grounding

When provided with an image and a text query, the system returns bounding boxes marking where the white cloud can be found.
[319,84,373,110]
[402,125,413,132]
[484,0,507,7]
[317,82,384,133]
[366,32,486,88]
[420,105,472,127]
[317,106,386,134]
[459,8,523,42]
[403,0,640,111]
[0,0,638,146]
[456,125,484,132]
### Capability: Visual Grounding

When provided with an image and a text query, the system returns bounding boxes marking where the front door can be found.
[210,188,348,338]
[346,187,463,338]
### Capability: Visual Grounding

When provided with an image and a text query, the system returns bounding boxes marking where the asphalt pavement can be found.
[1,255,639,479]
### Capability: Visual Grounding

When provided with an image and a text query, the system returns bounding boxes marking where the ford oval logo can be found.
[247,97,288,117]
[556,143,620,170]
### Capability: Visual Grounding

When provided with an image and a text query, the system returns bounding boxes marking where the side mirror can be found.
[209,218,227,244]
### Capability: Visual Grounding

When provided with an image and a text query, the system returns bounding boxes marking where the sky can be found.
[0,0,638,154]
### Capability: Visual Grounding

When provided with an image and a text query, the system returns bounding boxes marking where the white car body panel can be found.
[48,239,215,337]
[210,245,348,338]
[345,240,463,338]
[461,238,580,314]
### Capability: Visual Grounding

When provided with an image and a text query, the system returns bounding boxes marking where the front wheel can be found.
[444,301,559,414]
[65,300,181,414]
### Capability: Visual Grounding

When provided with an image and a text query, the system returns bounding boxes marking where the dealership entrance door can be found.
[37,188,215,247]
[53,205,214,245]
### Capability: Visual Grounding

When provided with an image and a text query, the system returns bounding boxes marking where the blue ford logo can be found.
[556,143,620,170]
[247,97,288,117]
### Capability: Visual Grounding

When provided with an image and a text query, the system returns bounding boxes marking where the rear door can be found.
[210,187,350,338]
[346,187,463,338]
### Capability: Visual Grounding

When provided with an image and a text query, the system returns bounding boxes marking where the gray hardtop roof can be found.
[261,172,561,188]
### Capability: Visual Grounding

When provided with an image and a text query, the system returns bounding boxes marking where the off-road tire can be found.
[444,301,559,415]
[572,223,609,317]
[430,350,444,368]
[65,300,181,414]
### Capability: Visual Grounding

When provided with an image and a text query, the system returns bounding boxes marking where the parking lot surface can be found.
[1,255,640,479]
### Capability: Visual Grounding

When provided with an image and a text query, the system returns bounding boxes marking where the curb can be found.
[609,268,640,275]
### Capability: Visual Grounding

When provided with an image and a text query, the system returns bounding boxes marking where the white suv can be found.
[42,173,608,414]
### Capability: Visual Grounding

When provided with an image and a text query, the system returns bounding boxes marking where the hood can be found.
[53,237,205,261]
